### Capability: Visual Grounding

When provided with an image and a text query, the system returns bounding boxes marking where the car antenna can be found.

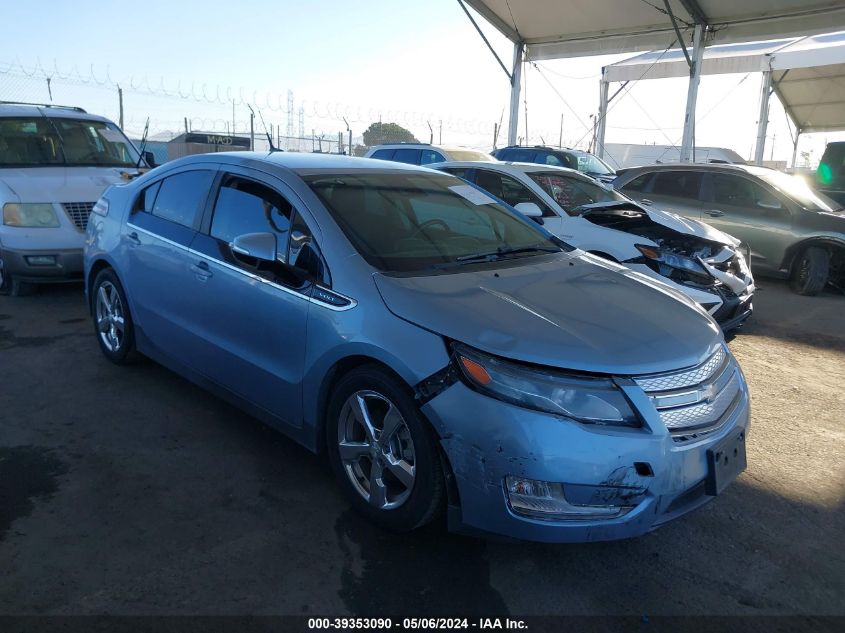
[248,104,281,153]
[135,117,150,169]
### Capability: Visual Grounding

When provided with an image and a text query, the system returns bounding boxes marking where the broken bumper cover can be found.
[422,381,750,543]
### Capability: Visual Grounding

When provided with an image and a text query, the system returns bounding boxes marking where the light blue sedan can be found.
[84,152,749,542]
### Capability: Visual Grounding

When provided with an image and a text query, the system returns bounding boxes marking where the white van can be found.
[0,103,152,295]
[602,143,746,171]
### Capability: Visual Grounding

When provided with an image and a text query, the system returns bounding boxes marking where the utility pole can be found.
[118,86,124,129]
[232,100,236,135]
[439,120,442,144]
[250,111,254,151]
[559,113,563,148]
[427,121,433,145]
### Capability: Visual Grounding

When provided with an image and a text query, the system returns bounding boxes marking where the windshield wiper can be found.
[455,245,559,264]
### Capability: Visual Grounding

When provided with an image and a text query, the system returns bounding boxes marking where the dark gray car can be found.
[613,164,845,295]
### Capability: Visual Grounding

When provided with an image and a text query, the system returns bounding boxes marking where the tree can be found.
[362,122,418,147]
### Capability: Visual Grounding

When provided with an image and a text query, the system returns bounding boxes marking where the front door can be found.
[187,167,326,426]
[702,172,794,271]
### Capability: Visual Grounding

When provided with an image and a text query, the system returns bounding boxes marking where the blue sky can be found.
[3,0,840,164]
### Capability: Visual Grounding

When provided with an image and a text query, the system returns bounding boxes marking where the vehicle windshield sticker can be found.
[98,128,126,143]
[449,184,497,205]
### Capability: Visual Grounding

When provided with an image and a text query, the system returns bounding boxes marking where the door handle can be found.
[706,209,725,217]
[127,231,141,245]
[640,198,654,206]
[190,260,213,279]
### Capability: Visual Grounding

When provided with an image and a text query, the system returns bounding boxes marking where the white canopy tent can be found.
[602,31,845,166]
[461,0,845,160]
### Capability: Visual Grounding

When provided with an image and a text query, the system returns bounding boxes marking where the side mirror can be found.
[514,202,543,217]
[143,151,157,168]
[231,232,277,262]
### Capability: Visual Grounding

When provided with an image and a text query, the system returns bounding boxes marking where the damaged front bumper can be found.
[421,369,750,543]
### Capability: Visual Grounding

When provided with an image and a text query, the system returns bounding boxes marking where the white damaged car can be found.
[433,161,755,330]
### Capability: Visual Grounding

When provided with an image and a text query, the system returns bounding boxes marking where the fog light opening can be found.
[505,476,633,521]
[25,255,57,266]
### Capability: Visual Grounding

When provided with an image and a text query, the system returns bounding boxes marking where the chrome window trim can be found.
[125,222,356,312]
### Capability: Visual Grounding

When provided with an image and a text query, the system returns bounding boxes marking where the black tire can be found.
[790,246,829,296]
[90,268,139,364]
[326,365,445,532]
[0,266,37,297]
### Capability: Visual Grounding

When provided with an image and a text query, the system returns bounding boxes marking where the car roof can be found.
[158,151,447,175]
[432,159,592,181]
[0,103,112,123]
[497,145,587,155]
[617,162,775,178]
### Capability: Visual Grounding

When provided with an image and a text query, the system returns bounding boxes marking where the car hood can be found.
[0,167,135,203]
[643,206,740,246]
[374,252,722,376]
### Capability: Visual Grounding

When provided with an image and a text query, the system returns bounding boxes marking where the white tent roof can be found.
[463,0,845,59]
[606,31,845,132]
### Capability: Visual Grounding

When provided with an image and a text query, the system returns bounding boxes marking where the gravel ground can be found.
[0,279,843,618]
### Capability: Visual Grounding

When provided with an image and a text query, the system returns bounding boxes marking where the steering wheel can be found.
[407,219,449,240]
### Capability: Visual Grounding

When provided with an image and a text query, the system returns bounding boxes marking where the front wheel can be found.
[790,246,829,296]
[326,365,445,532]
[90,268,138,364]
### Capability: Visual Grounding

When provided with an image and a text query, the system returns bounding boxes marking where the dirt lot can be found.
[0,279,843,618]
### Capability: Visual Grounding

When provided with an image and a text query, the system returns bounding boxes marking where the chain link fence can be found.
[0,61,510,164]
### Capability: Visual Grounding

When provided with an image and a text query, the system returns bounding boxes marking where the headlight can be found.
[635,244,708,276]
[2,203,60,228]
[454,344,640,427]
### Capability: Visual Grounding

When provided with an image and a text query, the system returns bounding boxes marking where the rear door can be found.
[187,166,328,426]
[701,172,794,269]
[124,167,217,364]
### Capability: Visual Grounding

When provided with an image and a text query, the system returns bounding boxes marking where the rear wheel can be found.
[790,246,829,296]
[91,268,138,364]
[326,365,445,532]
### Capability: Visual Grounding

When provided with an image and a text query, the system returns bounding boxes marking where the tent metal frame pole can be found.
[596,75,610,159]
[680,23,704,162]
[791,128,802,169]
[754,70,773,165]
[507,41,524,146]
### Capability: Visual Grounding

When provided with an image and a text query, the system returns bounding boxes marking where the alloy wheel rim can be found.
[95,281,125,352]
[337,390,416,510]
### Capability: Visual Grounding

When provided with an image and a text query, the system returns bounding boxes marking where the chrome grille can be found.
[61,202,95,231]
[635,346,742,437]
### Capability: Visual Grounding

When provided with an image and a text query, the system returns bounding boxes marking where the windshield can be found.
[528,171,626,216]
[0,117,140,167]
[305,172,564,272]
[751,168,840,212]
[574,153,614,175]
[446,149,496,162]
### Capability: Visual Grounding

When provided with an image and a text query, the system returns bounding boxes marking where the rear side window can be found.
[498,148,537,162]
[420,150,445,165]
[370,149,394,160]
[151,170,215,228]
[620,173,653,192]
[473,169,555,217]
[651,171,703,199]
[210,175,293,262]
[392,149,421,164]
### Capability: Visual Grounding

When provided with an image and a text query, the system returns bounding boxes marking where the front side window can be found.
[712,174,781,210]
[210,176,293,261]
[0,117,139,167]
[651,171,703,199]
[151,170,215,228]
[498,148,536,162]
[305,172,564,273]
[473,170,554,217]
[528,172,624,215]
